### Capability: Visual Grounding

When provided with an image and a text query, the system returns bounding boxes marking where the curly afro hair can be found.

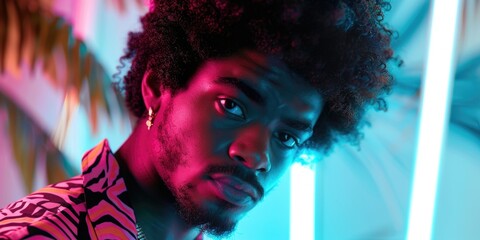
[117,0,394,153]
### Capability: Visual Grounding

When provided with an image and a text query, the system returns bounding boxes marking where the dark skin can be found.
[115,50,323,239]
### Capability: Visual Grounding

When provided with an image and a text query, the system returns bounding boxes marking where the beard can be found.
[154,105,239,237]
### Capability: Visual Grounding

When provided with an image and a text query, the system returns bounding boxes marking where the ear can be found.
[141,69,162,111]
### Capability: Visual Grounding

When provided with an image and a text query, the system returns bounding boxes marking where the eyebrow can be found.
[215,77,266,106]
[283,118,313,132]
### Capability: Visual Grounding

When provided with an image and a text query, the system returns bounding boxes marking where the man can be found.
[0,0,393,239]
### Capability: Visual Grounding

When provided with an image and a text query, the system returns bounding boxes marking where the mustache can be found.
[205,165,265,201]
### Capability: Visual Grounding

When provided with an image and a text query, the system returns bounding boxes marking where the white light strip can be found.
[290,163,316,240]
[406,0,462,239]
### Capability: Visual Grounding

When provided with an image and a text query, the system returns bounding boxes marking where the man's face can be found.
[148,50,323,236]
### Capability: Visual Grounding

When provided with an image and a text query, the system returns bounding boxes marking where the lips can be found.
[209,173,260,207]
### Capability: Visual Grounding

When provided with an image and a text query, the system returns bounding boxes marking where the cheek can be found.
[171,95,217,143]
[181,100,231,155]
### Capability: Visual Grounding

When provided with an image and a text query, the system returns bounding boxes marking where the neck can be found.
[114,121,201,240]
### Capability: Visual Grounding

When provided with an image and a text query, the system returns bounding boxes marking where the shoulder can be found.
[0,176,86,239]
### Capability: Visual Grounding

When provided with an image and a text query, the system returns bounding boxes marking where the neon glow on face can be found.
[148,50,323,236]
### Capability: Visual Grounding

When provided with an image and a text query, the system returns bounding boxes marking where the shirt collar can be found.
[81,139,138,239]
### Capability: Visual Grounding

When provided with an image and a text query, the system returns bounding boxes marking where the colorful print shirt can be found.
[0,140,139,239]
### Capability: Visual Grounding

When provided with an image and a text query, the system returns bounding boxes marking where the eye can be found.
[218,98,245,119]
[275,132,298,148]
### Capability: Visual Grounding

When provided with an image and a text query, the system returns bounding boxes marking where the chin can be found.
[176,193,245,236]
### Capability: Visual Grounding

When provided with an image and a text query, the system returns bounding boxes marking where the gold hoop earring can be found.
[146,107,155,130]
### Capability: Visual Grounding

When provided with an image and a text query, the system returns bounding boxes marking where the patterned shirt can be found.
[0,140,139,239]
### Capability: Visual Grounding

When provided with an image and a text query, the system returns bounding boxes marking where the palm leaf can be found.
[0,93,78,193]
[0,0,136,186]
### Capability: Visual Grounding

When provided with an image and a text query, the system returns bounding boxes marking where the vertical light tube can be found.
[290,162,316,240]
[406,0,462,239]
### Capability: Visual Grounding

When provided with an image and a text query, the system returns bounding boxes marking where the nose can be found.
[228,124,272,173]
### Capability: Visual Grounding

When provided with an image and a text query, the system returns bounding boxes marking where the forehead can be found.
[184,50,323,127]
[199,51,322,111]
